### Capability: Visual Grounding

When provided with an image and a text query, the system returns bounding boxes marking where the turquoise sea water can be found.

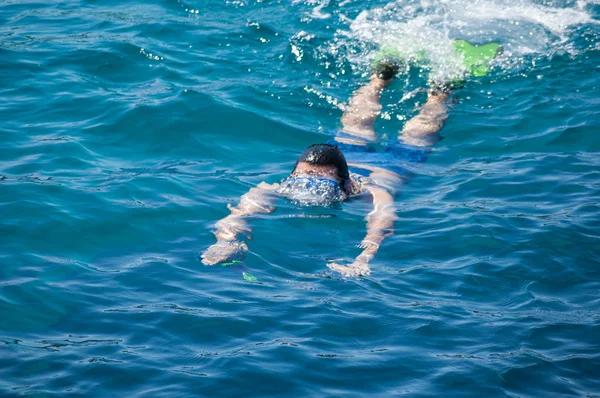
[1,0,599,396]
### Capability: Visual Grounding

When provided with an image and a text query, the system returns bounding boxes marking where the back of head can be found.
[293,144,350,183]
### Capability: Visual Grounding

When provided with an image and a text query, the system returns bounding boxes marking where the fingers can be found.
[327,262,352,276]
[200,249,220,266]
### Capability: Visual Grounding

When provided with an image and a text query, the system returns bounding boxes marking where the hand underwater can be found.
[201,240,248,266]
[327,260,371,277]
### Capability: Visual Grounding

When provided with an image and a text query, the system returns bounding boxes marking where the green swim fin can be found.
[372,47,401,79]
[372,47,403,64]
[373,46,427,68]
[373,46,428,65]
[372,46,431,79]
[453,40,502,77]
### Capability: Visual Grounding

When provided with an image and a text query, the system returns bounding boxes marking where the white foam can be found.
[329,0,598,79]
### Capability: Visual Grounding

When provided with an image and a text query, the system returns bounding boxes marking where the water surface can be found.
[1,0,599,396]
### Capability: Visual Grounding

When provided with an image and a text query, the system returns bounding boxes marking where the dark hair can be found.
[292,143,350,185]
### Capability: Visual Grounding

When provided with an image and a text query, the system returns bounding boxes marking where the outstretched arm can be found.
[201,182,278,266]
[328,166,401,276]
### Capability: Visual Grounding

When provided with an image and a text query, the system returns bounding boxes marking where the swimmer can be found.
[203,40,502,276]
[201,58,454,276]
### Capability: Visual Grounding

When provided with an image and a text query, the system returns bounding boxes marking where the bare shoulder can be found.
[348,173,370,196]
[348,165,403,195]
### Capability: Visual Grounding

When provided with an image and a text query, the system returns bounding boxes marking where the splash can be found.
[327,0,598,81]
[277,176,348,206]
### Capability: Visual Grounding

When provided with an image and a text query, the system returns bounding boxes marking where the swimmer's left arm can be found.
[201,182,279,266]
[329,166,401,277]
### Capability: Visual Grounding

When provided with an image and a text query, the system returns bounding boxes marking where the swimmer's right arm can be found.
[201,182,279,266]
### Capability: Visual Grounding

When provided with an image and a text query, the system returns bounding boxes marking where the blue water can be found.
[1,0,599,396]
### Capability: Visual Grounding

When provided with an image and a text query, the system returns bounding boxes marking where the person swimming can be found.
[200,56,458,276]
